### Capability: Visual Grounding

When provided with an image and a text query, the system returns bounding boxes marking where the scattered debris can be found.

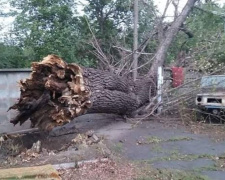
[0,136,5,142]
[72,131,101,146]
[31,140,42,153]
[59,159,136,180]
[18,141,42,162]
[53,158,109,170]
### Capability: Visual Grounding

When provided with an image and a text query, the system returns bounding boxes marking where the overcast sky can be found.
[155,0,225,17]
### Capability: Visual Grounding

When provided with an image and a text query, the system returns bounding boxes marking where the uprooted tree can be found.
[8,0,198,131]
[8,55,154,130]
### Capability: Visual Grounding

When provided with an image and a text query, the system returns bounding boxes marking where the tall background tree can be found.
[0,0,223,75]
[164,0,225,73]
[9,0,83,64]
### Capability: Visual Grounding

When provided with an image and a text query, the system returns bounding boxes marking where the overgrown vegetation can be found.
[0,0,223,72]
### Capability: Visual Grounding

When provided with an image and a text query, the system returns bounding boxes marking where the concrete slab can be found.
[94,120,225,180]
[202,171,225,180]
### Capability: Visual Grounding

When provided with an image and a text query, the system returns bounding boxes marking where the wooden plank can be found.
[0,164,61,179]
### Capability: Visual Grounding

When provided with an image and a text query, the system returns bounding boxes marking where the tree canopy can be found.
[0,0,224,73]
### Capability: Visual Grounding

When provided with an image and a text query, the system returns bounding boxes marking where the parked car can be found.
[196,75,225,122]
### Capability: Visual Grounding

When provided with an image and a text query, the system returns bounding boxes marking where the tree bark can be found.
[149,0,198,75]
[9,55,155,131]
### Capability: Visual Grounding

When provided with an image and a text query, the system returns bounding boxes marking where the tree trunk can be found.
[9,55,154,131]
[132,0,139,80]
[149,0,197,75]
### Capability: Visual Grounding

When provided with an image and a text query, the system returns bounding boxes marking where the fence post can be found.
[157,66,163,113]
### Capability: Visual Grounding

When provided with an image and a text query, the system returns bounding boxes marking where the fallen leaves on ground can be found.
[59,159,136,180]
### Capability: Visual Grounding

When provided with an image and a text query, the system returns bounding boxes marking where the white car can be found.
[196,75,225,122]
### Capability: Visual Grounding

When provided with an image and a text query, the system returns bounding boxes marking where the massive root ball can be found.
[8,55,91,131]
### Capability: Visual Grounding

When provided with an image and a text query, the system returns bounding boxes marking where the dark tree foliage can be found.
[0,43,28,68]
[8,0,93,66]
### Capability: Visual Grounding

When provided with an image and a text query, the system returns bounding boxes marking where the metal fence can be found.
[0,69,31,133]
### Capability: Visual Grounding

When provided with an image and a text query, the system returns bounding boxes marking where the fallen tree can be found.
[8,0,198,131]
[9,55,154,131]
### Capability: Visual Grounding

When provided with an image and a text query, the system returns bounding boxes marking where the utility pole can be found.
[133,0,138,80]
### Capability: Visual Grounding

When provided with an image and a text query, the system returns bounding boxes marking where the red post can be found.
[172,67,184,87]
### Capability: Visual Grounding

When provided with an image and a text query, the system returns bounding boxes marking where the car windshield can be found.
[201,75,225,88]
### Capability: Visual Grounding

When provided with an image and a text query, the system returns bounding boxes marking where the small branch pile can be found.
[9,55,91,131]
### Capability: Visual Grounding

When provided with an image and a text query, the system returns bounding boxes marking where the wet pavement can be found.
[2,113,225,179]
[94,118,225,180]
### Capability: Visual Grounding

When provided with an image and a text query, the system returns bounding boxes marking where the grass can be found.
[167,137,193,142]
[194,164,220,172]
[139,153,215,164]
[151,144,164,153]
[135,172,209,180]
[143,136,194,145]
[112,142,123,153]
[146,136,163,144]
[134,162,210,180]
